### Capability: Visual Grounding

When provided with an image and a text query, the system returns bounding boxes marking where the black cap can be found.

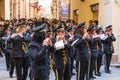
[52,19,59,24]
[34,21,43,27]
[87,26,95,32]
[106,25,112,29]
[6,27,12,31]
[66,26,73,32]
[66,19,71,23]
[77,22,86,28]
[33,23,46,32]
[55,24,64,32]
[27,20,33,24]
[46,28,52,33]
[17,22,26,27]
[96,27,103,32]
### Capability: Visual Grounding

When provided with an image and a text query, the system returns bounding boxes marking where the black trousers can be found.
[70,57,74,74]
[0,48,3,57]
[89,58,97,78]
[55,63,71,80]
[5,53,10,70]
[76,60,90,80]
[105,54,112,71]
[31,69,49,80]
[13,57,29,80]
[9,57,15,76]
[96,55,102,74]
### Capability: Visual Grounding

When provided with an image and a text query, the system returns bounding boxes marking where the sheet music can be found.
[54,40,65,50]
[99,34,105,40]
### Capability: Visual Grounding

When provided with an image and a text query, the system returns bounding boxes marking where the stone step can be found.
[111,64,120,68]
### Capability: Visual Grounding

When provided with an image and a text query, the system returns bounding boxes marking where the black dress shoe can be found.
[95,73,101,76]
[0,54,3,57]
[99,72,101,74]
[9,75,13,78]
[72,72,76,75]
[91,76,96,79]
[90,76,96,79]
[106,70,111,74]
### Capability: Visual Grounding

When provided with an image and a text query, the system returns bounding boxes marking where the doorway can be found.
[73,9,78,24]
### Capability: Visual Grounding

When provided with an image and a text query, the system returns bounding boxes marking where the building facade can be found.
[99,0,120,63]
[51,0,60,19]
[0,0,5,19]
[51,0,70,20]
[70,0,99,25]
[70,0,120,63]
[0,0,40,20]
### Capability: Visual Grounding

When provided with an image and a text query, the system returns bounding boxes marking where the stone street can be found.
[0,56,120,80]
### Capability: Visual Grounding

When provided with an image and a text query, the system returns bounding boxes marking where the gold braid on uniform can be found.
[102,43,104,52]
[22,41,28,53]
[63,49,68,66]
[86,40,91,80]
[95,41,99,74]
[77,61,81,80]
[49,52,55,71]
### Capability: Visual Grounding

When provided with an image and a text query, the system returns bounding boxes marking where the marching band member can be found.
[54,25,71,80]
[95,27,104,76]
[65,26,75,76]
[46,29,55,72]
[28,23,53,80]
[103,25,116,74]
[74,22,90,80]
[10,25,29,80]
[87,26,99,79]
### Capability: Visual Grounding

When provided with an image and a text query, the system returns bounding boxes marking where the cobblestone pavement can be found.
[0,56,120,80]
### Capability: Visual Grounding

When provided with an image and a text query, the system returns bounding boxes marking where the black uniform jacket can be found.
[65,34,74,58]
[74,35,90,61]
[28,41,49,79]
[10,35,25,57]
[103,34,116,54]
[53,39,70,69]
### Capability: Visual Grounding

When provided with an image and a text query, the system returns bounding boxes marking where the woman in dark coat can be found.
[87,26,99,79]
[53,25,71,80]
[28,23,52,80]
[10,25,29,80]
[74,22,90,80]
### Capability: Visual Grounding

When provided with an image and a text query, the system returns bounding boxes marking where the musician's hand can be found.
[83,32,88,39]
[43,39,48,46]
[62,36,67,44]
[56,36,61,41]
[47,38,53,46]
[105,32,109,35]
[69,36,74,41]
[108,32,112,36]
[11,33,18,38]
[17,33,23,38]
